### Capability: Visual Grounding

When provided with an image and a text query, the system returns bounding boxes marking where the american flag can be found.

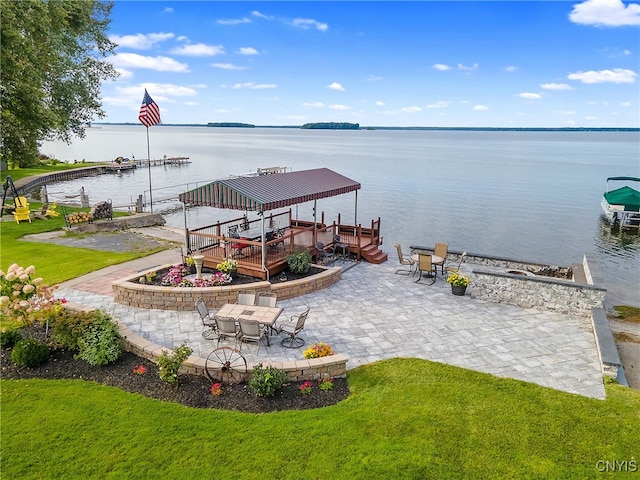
[138,89,161,127]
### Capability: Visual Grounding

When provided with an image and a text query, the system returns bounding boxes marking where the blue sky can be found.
[101,0,640,127]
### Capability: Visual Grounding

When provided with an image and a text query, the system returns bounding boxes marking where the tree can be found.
[1,0,118,168]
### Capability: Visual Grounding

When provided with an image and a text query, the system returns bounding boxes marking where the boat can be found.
[601,176,640,227]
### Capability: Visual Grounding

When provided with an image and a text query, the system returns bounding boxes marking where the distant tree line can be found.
[301,122,360,130]
[206,122,256,128]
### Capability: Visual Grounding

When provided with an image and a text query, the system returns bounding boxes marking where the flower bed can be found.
[112,263,342,311]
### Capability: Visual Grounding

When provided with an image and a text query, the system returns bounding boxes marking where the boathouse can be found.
[178,167,387,279]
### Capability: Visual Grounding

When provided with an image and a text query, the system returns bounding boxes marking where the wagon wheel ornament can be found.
[205,347,247,384]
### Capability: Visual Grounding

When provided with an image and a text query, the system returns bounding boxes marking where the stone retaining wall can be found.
[471,254,606,317]
[65,301,347,381]
[112,264,342,310]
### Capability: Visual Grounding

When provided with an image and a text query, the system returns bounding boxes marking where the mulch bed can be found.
[1,323,349,413]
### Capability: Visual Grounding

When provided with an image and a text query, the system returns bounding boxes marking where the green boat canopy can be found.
[178,167,361,213]
[604,186,640,212]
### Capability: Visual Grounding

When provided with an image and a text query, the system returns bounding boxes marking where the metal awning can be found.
[179,167,360,212]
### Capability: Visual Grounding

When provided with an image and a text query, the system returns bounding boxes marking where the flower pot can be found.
[451,285,467,296]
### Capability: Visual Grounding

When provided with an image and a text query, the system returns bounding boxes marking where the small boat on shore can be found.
[601,176,640,227]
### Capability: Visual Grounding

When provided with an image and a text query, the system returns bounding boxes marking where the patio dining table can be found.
[216,303,283,346]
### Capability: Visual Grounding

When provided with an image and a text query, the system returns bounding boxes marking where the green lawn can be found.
[2,359,639,479]
[2,167,639,478]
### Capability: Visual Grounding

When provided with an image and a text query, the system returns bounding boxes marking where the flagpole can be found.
[146,126,153,213]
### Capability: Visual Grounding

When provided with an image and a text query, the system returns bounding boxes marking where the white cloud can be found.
[401,106,422,113]
[292,18,328,31]
[327,82,345,91]
[433,64,451,71]
[239,47,259,55]
[473,105,489,111]
[252,11,271,20]
[104,83,198,107]
[505,66,518,73]
[375,101,386,106]
[114,68,133,79]
[170,44,224,56]
[426,101,449,109]
[556,110,576,115]
[541,83,574,90]
[111,53,189,72]
[303,102,325,108]
[218,17,251,25]
[367,75,383,81]
[620,101,632,107]
[162,7,173,14]
[329,104,350,110]
[211,63,247,70]
[586,116,599,121]
[110,33,174,50]
[567,68,637,84]
[569,0,640,27]
[518,92,542,99]
[232,82,277,89]
[458,63,479,71]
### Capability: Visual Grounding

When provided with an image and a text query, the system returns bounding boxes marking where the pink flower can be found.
[132,365,147,376]
[211,383,222,396]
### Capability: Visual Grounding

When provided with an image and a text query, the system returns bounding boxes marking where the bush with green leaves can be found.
[1,327,23,348]
[76,313,124,366]
[285,249,312,274]
[157,342,193,384]
[249,363,287,397]
[11,338,50,367]
[49,309,99,351]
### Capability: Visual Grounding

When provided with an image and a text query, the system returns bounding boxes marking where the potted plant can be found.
[446,271,471,296]
[216,258,238,276]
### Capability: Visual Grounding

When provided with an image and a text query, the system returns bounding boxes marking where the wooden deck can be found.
[187,210,387,280]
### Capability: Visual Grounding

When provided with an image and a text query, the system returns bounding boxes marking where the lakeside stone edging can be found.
[112,264,342,310]
[65,300,348,381]
[470,254,606,317]
[411,247,606,317]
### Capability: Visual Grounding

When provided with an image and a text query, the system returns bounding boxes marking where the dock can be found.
[134,156,190,167]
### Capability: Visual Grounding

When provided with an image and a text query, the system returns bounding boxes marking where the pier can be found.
[133,156,190,167]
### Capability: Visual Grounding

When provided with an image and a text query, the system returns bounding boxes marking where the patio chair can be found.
[213,315,240,347]
[333,234,350,259]
[46,201,60,217]
[228,225,249,257]
[278,307,310,348]
[13,202,32,223]
[195,297,217,340]
[33,203,50,220]
[394,244,415,275]
[238,319,269,354]
[445,251,467,277]
[434,242,449,274]
[236,290,256,306]
[315,242,333,265]
[415,253,437,285]
[256,292,277,307]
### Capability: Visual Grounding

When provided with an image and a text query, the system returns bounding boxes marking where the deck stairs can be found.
[360,243,388,264]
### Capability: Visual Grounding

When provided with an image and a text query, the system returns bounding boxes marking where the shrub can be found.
[50,310,102,351]
[249,363,287,397]
[0,263,55,323]
[0,327,23,348]
[11,338,50,367]
[286,249,312,274]
[76,314,125,366]
[157,342,193,384]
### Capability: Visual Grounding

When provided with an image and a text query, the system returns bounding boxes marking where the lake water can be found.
[41,126,640,307]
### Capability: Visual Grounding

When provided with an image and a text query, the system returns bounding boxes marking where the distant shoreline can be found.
[90,123,640,132]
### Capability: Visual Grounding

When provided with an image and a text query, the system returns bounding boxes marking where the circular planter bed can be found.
[112,263,342,311]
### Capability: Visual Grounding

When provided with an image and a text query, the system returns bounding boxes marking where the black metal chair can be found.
[333,234,350,259]
[279,307,310,348]
[315,242,333,265]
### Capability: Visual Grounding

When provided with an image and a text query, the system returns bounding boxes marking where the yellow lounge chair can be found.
[13,205,32,223]
[46,201,60,217]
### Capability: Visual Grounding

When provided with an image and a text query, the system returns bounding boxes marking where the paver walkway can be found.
[57,229,605,399]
